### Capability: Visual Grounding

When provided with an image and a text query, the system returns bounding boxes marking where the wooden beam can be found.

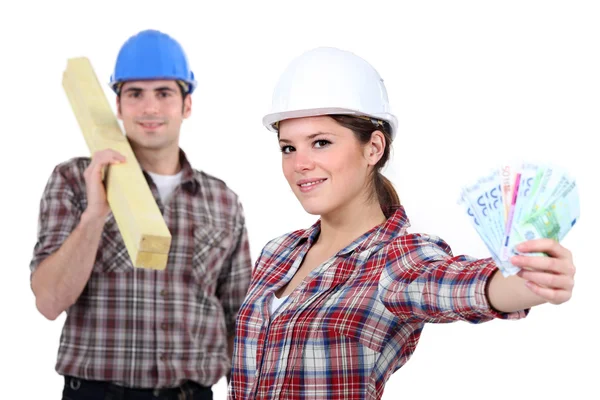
[62,57,171,270]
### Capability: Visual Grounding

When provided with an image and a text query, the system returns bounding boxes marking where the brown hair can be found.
[116,81,189,112]
[329,115,400,209]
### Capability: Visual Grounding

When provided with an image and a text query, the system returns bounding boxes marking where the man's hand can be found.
[83,149,126,219]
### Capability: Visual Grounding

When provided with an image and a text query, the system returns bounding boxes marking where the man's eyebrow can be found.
[122,87,142,93]
[122,86,178,93]
[154,86,178,92]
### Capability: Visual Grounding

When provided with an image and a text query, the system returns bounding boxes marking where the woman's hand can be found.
[510,238,576,305]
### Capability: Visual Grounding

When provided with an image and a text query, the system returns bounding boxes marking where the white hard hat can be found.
[262,47,398,140]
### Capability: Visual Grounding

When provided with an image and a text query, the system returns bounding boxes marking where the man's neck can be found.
[132,146,182,176]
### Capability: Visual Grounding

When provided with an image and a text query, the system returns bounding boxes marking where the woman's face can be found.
[278,116,374,217]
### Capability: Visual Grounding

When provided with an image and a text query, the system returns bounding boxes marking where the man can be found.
[29,29,252,399]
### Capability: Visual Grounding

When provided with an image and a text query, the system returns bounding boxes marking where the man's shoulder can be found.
[42,156,91,190]
[193,169,241,201]
[50,156,91,177]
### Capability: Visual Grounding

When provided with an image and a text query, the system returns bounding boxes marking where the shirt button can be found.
[160,353,166,361]
[161,323,167,330]
[160,289,167,297]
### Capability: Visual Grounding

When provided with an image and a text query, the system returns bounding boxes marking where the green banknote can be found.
[458,162,579,277]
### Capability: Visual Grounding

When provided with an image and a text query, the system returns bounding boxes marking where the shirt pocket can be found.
[302,298,390,375]
[95,214,134,273]
[329,323,386,355]
[320,291,390,354]
[191,224,231,291]
[295,324,382,399]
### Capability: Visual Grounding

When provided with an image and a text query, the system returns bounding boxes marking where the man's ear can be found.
[183,94,192,118]
[116,96,122,119]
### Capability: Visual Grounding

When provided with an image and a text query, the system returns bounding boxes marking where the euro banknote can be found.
[458,162,579,277]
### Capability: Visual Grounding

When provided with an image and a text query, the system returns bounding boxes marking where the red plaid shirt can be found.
[30,149,252,388]
[228,206,527,399]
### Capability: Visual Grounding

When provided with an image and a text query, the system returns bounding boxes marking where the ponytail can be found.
[375,172,401,209]
[329,114,401,212]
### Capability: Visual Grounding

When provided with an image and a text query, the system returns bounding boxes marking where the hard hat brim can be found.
[109,76,197,94]
[263,107,398,140]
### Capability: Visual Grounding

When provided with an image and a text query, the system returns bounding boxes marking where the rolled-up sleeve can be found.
[379,233,528,324]
[216,199,252,336]
[29,162,83,278]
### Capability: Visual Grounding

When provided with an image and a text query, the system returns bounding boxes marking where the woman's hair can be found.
[329,115,400,209]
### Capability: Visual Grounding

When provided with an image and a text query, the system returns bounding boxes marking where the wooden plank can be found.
[62,57,171,270]
[135,251,170,269]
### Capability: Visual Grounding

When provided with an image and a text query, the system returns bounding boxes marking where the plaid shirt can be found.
[228,206,527,399]
[29,149,252,388]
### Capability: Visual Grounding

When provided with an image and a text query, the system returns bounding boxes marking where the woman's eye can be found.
[314,140,331,148]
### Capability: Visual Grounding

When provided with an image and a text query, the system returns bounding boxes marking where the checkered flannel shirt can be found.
[228,206,527,399]
[30,149,252,388]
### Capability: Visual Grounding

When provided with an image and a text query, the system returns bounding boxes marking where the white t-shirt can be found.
[270,293,289,315]
[147,170,183,205]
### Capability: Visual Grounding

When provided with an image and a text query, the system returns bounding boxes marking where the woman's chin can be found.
[299,200,332,217]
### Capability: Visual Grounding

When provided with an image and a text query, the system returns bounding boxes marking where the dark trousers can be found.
[62,376,213,400]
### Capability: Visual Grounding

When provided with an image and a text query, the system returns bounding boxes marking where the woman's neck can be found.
[317,197,386,253]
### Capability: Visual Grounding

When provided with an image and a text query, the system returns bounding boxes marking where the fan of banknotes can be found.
[458,162,580,277]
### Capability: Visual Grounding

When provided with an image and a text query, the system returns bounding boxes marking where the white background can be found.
[1,1,598,399]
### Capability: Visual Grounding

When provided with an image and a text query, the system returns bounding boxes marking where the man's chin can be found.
[127,135,170,150]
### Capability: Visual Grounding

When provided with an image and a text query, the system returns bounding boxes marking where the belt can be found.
[64,376,211,399]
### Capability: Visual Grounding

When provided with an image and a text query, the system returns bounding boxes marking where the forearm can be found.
[486,269,546,313]
[31,210,106,320]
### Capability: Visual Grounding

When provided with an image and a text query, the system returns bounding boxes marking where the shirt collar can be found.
[142,148,199,194]
[296,205,411,256]
[178,148,199,192]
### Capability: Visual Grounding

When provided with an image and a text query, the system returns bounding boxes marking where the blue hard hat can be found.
[109,29,197,94]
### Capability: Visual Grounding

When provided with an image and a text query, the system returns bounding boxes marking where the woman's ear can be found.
[364,130,386,166]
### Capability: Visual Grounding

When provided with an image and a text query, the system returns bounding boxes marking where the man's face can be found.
[117,80,191,151]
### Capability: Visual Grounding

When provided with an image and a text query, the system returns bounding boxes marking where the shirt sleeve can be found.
[29,162,84,279]
[379,233,528,324]
[216,199,252,337]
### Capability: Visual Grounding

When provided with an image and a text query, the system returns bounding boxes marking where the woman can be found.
[228,47,575,399]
